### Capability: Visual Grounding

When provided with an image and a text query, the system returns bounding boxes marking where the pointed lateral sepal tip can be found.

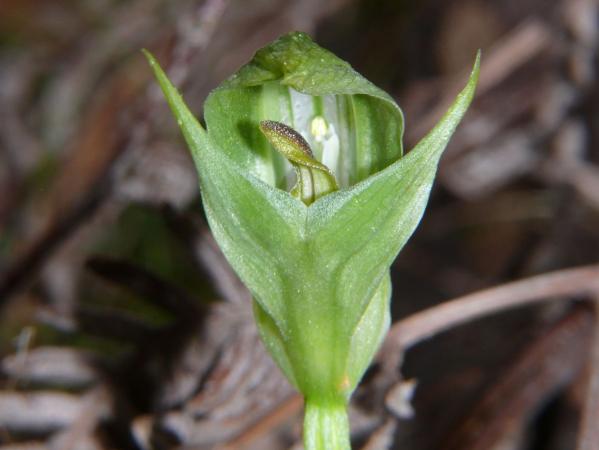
[142,49,209,165]
[409,49,480,167]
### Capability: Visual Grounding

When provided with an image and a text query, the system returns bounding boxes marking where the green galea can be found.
[144,32,479,450]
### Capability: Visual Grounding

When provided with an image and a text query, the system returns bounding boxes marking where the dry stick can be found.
[214,394,303,450]
[577,299,599,450]
[441,307,595,450]
[360,419,397,450]
[380,264,599,376]
[0,61,148,310]
[377,266,599,449]
[59,387,111,450]
[407,19,551,144]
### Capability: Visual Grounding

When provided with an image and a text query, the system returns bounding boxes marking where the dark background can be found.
[0,0,598,449]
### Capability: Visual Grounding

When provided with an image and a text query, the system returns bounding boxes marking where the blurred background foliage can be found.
[0,0,598,449]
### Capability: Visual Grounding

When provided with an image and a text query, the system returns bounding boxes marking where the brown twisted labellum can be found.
[259,120,339,205]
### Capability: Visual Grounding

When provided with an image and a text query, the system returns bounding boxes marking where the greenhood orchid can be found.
[144,31,479,450]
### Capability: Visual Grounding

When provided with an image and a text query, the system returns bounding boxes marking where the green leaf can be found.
[302,53,480,377]
[346,274,391,388]
[144,49,306,328]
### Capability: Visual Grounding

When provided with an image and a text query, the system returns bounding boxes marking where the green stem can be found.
[304,399,351,450]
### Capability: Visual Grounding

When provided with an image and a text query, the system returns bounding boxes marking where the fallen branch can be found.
[390,264,599,349]
[379,264,599,374]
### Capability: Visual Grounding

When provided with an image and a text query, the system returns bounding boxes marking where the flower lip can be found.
[259,119,339,205]
[260,120,314,157]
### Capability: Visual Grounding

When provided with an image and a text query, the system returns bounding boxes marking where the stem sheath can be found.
[304,399,351,450]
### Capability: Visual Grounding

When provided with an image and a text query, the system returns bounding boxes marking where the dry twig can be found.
[441,307,594,450]
[385,264,599,353]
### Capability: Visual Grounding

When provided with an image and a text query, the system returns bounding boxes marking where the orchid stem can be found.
[304,399,351,450]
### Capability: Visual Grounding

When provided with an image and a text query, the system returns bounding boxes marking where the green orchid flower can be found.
[144,32,479,450]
